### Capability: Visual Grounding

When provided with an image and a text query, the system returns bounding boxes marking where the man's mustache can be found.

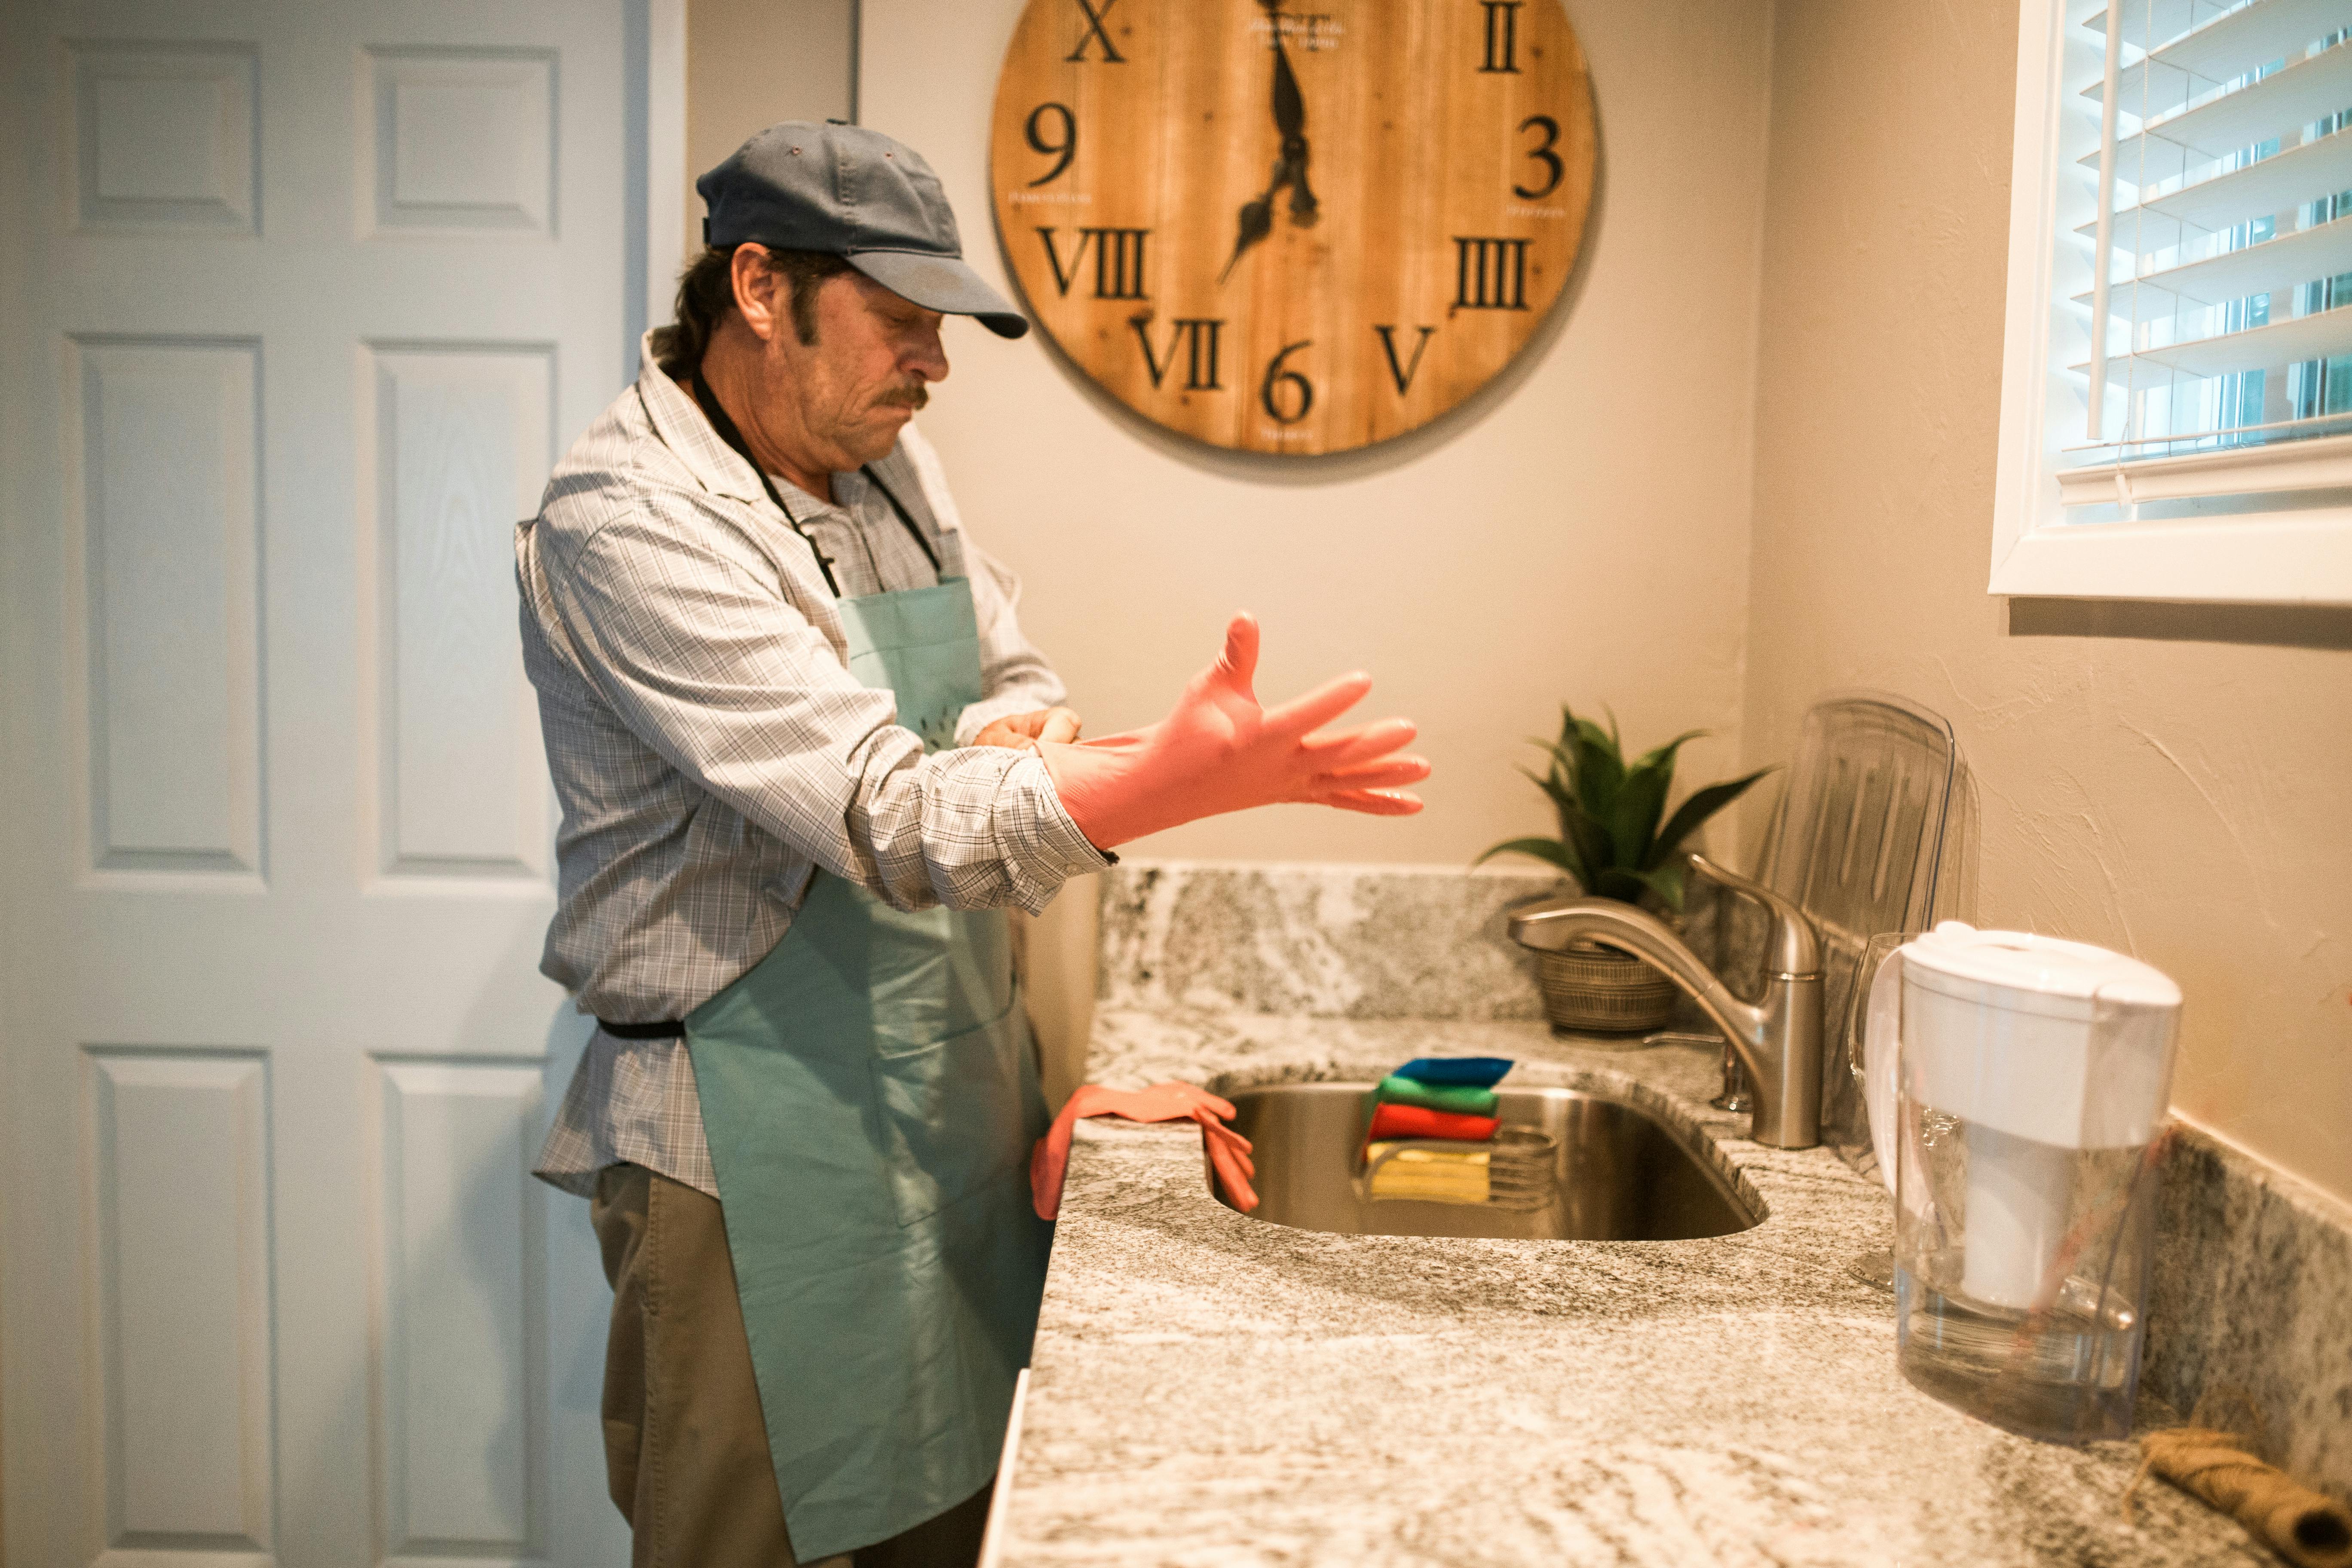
[878,383,930,410]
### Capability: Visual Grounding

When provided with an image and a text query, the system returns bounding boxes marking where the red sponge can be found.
[1366,1102,1500,1143]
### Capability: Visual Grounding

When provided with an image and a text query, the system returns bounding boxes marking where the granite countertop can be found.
[996,1008,2270,1567]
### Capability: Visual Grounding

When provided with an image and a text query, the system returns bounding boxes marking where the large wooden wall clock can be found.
[989,0,1595,456]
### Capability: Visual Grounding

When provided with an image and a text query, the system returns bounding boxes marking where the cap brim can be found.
[847,250,1030,339]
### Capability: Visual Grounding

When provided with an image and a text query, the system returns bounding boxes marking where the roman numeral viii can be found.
[1132,318,1225,390]
[1036,227,1150,300]
[1452,237,1530,311]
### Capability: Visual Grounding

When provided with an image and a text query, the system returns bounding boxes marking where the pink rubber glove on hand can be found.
[1030,1082,1259,1220]
[1032,613,1429,850]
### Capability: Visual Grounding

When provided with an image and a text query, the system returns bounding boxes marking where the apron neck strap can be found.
[689,368,844,598]
[857,466,943,576]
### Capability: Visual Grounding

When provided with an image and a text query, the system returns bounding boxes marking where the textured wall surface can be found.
[1741,0,2352,1202]
[684,0,853,259]
[855,0,1775,869]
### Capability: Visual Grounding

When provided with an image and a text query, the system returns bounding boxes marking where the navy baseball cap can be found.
[697,121,1029,339]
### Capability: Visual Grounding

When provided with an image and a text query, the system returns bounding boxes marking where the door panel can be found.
[68,337,265,882]
[360,342,553,883]
[4,1,637,1563]
[376,1061,547,1562]
[68,41,260,236]
[86,1050,274,1555]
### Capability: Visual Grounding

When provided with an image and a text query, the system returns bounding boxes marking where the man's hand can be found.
[1030,1082,1257,1219]
[1031,614,1427,849]
[973,707,1082,749]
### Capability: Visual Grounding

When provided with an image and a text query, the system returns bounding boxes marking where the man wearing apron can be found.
[517,122,1428,1568]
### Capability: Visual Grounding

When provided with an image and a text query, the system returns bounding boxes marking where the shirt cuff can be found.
[993,751,1112,912]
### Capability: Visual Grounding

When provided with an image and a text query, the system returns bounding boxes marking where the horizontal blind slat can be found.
[2086,0,2218,54]
[2056,428,2352,503]
[2075,211,2352,300]
[2073,299,2352,380]
[2085,38,2352,165]
[2079,126,2352,234]
[2087,0,2352,116]
[2067,408,2352,453]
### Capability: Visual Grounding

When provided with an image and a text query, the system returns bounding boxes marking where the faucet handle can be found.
[1686,854,1821,977]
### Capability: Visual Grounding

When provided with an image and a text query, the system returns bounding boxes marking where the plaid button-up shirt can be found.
[522,339,1107,1196]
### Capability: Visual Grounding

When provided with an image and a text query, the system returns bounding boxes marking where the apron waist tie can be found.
[599,1018,686,1040]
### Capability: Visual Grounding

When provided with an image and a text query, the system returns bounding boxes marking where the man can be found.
[517,121,1426,1568]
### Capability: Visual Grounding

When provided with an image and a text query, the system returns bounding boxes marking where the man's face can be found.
[758,265,949,473]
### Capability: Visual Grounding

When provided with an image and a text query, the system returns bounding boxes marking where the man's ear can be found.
[729,246,783,345]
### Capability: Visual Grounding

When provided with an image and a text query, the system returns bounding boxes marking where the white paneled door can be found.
[0,0,640,1563]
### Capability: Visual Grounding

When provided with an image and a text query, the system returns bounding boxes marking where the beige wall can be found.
[684,0,854,260]
[854,0,1776,868]
[1745,0,2352,1202]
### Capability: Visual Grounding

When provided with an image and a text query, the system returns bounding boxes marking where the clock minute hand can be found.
[1271,36,1317,224]
[1221,18,1315,284]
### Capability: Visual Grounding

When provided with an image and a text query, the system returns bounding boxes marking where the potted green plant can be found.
[1479,706,1774,1035]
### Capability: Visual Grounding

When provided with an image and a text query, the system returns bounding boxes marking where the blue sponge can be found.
[1394,1056,1514,1088]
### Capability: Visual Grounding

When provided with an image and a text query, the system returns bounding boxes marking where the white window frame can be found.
[1991,0,2352,605]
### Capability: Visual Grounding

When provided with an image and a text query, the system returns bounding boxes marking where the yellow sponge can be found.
[1365,1142,1491,1205]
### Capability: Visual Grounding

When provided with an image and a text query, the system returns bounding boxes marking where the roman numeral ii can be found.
[1478,1,1522,72]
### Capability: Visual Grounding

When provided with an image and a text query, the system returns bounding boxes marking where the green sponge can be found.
[1375,1073,1499,1116]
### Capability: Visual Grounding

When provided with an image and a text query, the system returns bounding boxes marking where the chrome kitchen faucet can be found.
[1510,854,1824,1148]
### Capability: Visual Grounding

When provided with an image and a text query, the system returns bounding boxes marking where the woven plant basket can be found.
[1536,943,1677,1034]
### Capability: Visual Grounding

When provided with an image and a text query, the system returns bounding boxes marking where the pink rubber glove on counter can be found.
[1030,1082,1258,1219]
[1031,613,1429,850]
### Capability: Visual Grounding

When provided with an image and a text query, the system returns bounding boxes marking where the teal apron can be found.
[679,407,1052,1560]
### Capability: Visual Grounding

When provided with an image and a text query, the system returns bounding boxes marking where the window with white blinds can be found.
[2069,0,2352,498]
[1990,0,2352,603]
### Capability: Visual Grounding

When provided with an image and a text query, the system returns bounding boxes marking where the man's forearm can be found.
[836,736,1106,915]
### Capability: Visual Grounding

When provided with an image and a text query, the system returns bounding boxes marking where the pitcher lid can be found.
[1902,922,2181,1011]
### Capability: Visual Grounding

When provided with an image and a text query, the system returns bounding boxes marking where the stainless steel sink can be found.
[1208,1082,1763,1241]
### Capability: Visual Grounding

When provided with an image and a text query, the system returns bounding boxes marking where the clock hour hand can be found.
[1219,172,1280,283]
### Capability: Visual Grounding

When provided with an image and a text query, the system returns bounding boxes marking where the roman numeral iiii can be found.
[1452,237,1530,310]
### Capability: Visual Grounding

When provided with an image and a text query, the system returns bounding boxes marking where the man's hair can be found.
[649,244,857,377]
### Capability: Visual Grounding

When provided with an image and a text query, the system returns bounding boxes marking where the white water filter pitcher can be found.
[1862,923,2182,1443]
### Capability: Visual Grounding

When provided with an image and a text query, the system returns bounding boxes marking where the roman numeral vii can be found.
[1132,318,1225,390]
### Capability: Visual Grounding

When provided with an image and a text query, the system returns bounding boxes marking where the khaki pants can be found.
[591,1164,993,1568]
